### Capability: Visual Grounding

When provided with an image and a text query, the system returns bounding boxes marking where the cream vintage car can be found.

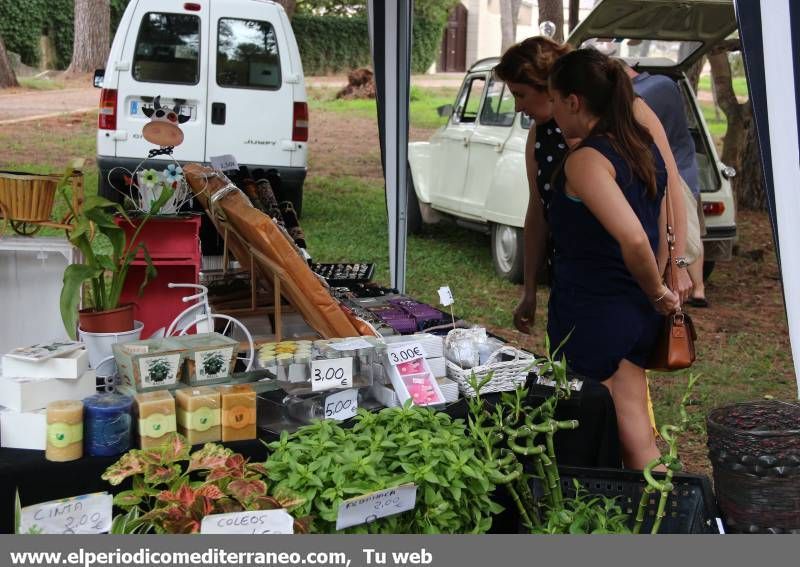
[408,0,738,282]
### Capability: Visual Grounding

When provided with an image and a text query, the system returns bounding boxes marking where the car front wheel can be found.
[491,223,524,283]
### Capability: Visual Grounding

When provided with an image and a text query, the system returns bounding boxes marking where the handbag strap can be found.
[663,177,682,314]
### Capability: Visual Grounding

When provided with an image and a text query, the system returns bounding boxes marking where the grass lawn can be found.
[697,75,748,98]
[308,85,456,130]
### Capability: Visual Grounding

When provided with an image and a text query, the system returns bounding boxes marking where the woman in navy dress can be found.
[493,37,692,335]
[547,49,680,469]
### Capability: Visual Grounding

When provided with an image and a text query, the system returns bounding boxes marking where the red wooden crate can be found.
[115,215,202,261]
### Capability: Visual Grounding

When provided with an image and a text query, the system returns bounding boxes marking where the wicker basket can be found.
[0,170,61,222]
[446,346,535,397]
[707,400,800,533]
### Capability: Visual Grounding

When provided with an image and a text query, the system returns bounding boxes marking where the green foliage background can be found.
[0,0,456,73]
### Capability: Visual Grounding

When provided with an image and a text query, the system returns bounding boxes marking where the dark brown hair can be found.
[549,48,658,198]
[494,36,573,91]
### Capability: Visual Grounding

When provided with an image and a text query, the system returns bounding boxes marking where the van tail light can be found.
[184,3,201,11]
[703,202,725,216]
[292,102,309,142]
[98,88,117,130]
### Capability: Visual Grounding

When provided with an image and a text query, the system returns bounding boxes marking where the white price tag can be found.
[336,484,417,531]
[311,357,353,392]
[200,509,294,534]
[210,154,240,172]
[329,338,374,351]
[19,492,112,534]
[324,388,358,421]
[438,285,454,307]
[387,342,426,366]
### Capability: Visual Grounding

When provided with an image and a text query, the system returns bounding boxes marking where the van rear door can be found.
[205,1,294,168]
[112,1,207,163]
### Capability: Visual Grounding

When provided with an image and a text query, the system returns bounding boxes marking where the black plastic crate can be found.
[530,466,723,534]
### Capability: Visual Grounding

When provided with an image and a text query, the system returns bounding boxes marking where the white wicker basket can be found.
[446,346,536,397]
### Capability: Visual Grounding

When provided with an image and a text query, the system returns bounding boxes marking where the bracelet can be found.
[652,287,670,303]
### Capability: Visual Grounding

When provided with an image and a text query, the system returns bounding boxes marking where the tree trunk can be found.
[709,49,765,210]
[500,0,523,54]
[0,36,18,89]
[685,56,704,93]
[67,0,110,74]
[737,118,766,210]
[274,0,296,19]
[538,0,565,43]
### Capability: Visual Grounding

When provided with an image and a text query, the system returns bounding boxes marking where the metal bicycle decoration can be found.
[164,283,255,372]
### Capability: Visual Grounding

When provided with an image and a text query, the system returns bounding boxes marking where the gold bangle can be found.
[653,287,670,303]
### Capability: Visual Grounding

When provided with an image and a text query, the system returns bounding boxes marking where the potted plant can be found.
[59,183,174,338]
[102,434,309,534]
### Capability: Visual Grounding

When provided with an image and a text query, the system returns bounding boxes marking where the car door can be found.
[205,1,294,167]
[459,77,516,220]
[428,74,487,213]
[114,2,207,162]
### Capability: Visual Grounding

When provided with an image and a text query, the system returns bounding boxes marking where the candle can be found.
[46,400,83,462]
[176,387,221,445]
[83,393,134,457]
[134,390,176,449]
[218,384,256,441]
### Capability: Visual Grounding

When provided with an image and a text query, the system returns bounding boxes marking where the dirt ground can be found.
[1,104,794,479]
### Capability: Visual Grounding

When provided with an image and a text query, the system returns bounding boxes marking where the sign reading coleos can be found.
[335,484,417,530]
[200,509,294,534]
[387,342,426,366]
[20,492,112,534]
[311,357,353,392]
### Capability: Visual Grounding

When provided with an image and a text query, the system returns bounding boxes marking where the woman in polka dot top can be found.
[493,37,693,336]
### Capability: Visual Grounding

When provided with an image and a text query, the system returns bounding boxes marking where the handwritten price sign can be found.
[324,388,358,421]
[209,154,240,172]
[387,342,426,366]
[19,492,112,534]
[200,509,294,534]
[335,484,417,530]
[311,357,353,392]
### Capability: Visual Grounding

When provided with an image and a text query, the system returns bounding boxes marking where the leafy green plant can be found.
[265,402,504,533]
[102,433,307,534]
[533,479,630,535]
[202,352,226,376]
[146,358,172,383]
[59,180,173,338]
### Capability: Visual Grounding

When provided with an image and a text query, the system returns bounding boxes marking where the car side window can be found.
[480,79,515,126]
[133,13,201,85]
[453,76,486,124]
[217,18,282,89]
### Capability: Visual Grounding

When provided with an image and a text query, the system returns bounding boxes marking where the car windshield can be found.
[579,38,703,67]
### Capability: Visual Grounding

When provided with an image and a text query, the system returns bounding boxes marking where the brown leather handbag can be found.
[646,180,698,371]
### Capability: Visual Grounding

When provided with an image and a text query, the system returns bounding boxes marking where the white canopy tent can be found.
[736,0,800,397]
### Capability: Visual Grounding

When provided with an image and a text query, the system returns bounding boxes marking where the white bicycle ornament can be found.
[165,282,255,372]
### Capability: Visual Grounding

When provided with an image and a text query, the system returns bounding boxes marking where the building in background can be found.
[435,0,597,72]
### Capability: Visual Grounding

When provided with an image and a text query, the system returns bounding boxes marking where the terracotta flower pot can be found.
[78,304,135,334]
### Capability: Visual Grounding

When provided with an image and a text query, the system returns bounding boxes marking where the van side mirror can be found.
[93,69,105,89]
[721,164,737,179]
[437,104,453,118]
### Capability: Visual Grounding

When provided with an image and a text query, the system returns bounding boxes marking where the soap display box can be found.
[0,370,96,412]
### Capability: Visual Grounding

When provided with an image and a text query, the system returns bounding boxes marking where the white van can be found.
[95,0,308,213]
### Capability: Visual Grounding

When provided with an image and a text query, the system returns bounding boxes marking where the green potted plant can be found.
[59,183,174,338]
[102,434,309,534]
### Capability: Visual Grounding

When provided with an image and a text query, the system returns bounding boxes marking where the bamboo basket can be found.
[0,170,61,222]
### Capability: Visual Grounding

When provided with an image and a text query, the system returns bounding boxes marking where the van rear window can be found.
[132,13,200,85]
[217,18,281,90]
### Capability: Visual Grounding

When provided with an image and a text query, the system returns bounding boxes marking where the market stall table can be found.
[0,381,620,534]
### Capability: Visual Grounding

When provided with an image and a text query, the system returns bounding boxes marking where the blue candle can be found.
[83,394,134,457]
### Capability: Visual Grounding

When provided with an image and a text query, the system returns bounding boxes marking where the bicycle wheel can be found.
[174,313,255,372]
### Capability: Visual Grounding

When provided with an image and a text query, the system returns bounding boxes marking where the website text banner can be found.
[0,535,792,567]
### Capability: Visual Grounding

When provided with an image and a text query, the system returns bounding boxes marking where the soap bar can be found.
[218,384,256,442]
[134,390,176,449]
[46,400,83,462]
[176,387,221,445]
